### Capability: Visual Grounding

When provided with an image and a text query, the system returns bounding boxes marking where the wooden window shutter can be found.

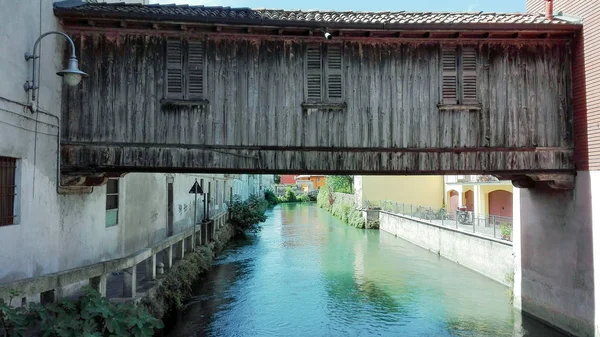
[462,46,477,105]
[187,41,205,99]
[326,44,343,102]
[166,39,184,99]
[306,44,323,102]
[441,46,458,105]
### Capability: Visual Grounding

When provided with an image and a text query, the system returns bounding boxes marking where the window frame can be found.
[0,157,19,227]
[303,43,345,105]
[164,38,207,102]
[105,178,120,228]
[440,45,479,107]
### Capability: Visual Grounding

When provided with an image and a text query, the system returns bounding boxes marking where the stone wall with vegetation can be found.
[317,189,377,229]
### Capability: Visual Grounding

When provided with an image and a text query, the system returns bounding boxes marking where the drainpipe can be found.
[545,0,553,20]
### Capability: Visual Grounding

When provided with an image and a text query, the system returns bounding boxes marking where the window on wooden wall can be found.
[305,43,344,103]
[165,39,206,100]
[106,178,119,227]
[441,45,478,105]
[0,157,17,227]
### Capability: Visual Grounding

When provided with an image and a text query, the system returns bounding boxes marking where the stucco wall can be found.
[361,176,444,209]
[0,0,83,284]
[379,211,513,285]
[514,174,594,337]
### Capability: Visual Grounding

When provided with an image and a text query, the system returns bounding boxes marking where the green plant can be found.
[227,194,268,233]
[316,188,331,211]
[500,223,512,241]
[263,188,279,207]
[0,287,163,337]
[283,187,297,202]
[325,176,353,194]
[298,194,311,203]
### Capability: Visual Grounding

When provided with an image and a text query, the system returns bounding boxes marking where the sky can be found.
[150,0,527,13]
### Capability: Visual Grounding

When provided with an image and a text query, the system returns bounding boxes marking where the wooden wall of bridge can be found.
[61,33,574,175]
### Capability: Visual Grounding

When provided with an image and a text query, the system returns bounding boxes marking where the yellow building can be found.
[355,174,513,219]
[444,175,513,219]
[355,176,445,209]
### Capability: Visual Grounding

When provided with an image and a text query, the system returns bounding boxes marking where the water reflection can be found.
[168,204,566,337]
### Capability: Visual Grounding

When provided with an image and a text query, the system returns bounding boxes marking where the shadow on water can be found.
[167,235,257,337]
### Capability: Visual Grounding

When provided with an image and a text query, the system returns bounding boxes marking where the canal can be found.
[168,203,566,337]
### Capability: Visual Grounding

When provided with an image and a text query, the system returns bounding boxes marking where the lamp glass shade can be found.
[62,72,83,86]
[56,57,88,87]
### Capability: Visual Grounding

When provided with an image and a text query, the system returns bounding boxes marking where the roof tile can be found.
[53,1,576,28]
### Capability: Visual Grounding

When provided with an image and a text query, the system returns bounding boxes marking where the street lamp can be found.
[24,31,88,105]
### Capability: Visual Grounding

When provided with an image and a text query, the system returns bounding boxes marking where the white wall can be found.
[0,0,81,283]
[379,211,513,285]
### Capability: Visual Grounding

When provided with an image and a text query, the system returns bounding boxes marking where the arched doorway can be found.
[465,190,474,212]
[488,190,513,217]
[448,190,459,219]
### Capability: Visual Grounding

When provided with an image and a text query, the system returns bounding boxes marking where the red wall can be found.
[280,175,296,184]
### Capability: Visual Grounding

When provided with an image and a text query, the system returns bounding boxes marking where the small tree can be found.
[283,187,297,202]
[228,194,268,233]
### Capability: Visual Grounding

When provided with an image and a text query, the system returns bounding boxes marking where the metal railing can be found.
[444,175,500,184]
[362,200,513,242]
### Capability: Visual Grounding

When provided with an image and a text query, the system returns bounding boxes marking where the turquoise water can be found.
[168,203,566,337]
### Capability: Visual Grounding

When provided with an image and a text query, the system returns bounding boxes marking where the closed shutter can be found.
[326,44,343,102]
[0,157,16,226]
[462,46,477,105]
[166,39,184,99]
[442,46,458,105]
[306,44,323,102]
[187,41,205,99]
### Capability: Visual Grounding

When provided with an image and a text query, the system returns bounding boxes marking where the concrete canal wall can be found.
[379,211,513,286]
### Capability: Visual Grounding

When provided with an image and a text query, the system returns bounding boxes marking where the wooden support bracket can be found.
[60,172,128,188]
[496,173,575,190]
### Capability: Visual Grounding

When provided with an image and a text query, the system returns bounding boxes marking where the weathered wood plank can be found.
[63,34,574,175]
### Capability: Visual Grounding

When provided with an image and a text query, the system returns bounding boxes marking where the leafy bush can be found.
[348,209,367,229]
[283,187,297,202]
[228,194,268,234]
[317,188,332,211]
[264,188,279,207]
[278,187,310,203]
[298,194,311,203]
[0,287,163,337]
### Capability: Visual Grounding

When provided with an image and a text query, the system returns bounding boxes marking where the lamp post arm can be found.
[26,31,77,102]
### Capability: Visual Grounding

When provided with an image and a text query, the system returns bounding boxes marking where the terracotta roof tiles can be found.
[53,1,578,29]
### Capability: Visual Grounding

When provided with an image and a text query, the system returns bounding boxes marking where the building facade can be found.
[0,0,272,295]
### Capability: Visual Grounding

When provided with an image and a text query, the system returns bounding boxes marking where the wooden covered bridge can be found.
[53,1,581,189]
